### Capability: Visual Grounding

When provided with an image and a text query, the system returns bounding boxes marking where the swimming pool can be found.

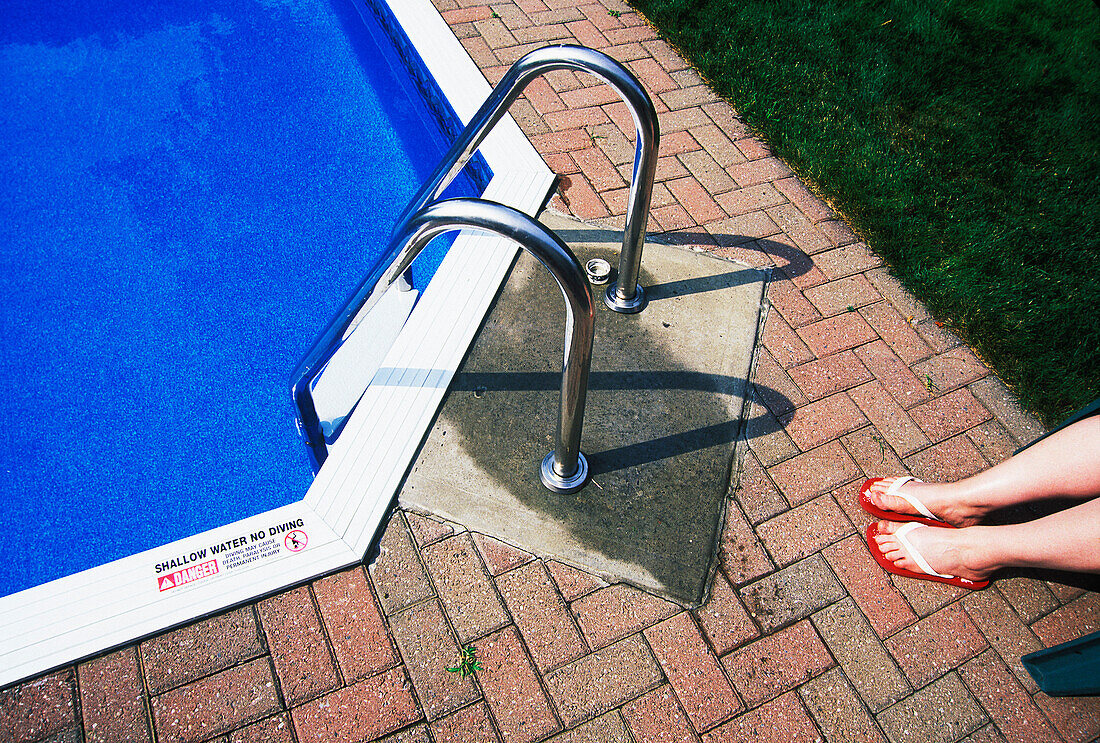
[1,0,479,598]
[1,0,553,685]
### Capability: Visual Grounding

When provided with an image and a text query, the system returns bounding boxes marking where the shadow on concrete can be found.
[397,219,777,606]
[447,371,789,477]
[565,227,818,284]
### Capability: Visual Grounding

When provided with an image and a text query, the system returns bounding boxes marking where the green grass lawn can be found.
[630,0,1099,426]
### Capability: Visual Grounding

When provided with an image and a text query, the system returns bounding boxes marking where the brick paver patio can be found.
[3,1,1099,741]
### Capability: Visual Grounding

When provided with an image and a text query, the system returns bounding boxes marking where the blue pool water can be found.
[0,0,481,597]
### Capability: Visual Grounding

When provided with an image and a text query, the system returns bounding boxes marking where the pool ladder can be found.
[292,45,660,493]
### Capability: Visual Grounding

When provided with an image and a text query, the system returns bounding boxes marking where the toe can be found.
[875,520,902,536]
[880,543,904,561]
[869,479,906,511]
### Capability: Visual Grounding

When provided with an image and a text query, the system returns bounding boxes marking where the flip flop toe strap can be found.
[894,523,953,579]
[885,476,940,522]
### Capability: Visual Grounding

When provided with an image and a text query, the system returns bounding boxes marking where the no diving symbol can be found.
[284,530,308,552]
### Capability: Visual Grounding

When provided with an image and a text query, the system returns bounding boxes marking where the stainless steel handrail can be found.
[396,45,660,314]
[292,198,596,492]
[292,44,660,489]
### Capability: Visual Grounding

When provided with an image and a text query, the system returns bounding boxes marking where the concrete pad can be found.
[397,212,767,606]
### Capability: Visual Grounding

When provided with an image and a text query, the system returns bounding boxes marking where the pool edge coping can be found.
[0,0,554,688]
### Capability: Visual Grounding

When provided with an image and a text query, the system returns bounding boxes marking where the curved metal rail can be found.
[293,44,660,490]
[292,198,596,492]
[397,45,660,313]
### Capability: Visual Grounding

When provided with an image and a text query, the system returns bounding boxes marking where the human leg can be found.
[865,416,1100,527]
[872,494,1100,582]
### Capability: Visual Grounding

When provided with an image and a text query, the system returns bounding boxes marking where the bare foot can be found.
[867,478,988,527]
[873,521,995,582]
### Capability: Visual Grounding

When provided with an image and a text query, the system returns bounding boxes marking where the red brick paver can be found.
[257,586,340,707]
[644,612,741,731]
[473,627,561,743]
[702,693,822,743]
[140,606,265,694]
[571,583,679,649]
[0,671,77,743]
[885,603,988,688]
[291,667,421,743]
[314,567,399,683]
[496,561,588,672]
[78,649,151,743]
[151,658,280,743]
[622,685,701,743]
[722,620,833,708]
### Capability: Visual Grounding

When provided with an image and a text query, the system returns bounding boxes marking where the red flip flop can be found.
[859,476,949,527]
[866,521,989,590]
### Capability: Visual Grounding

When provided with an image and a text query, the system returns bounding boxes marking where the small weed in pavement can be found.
[447,646,483,678]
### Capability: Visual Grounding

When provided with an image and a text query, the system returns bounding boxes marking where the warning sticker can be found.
[151,518,311,592]
[157,559,220,592]
[221,538,283,571]
[284,530,308,552]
